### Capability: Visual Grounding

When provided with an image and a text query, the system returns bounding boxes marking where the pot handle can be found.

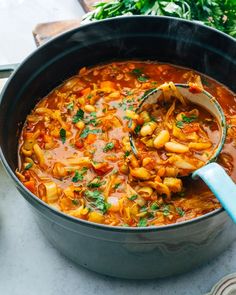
[192,162,236,223]
[0,63,19,92]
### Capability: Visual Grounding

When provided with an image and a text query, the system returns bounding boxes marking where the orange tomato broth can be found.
[17,61,236,227]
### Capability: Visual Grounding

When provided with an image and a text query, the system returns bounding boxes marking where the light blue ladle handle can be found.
[193,163,236,223]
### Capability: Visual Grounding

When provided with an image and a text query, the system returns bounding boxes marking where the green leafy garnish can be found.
[87,178,105,188]
[72,109,84,123]
[60,128,66,144]
[67,102,74,110]
[151,202,159,210]
[114,183,121,189]
[124,151,130,157]
[72,167,88,182]
[138,75,149,82]
[138,217,148,227]
[131,68,149,82]
[176,207,185,217]
[182,114,197,123]
[83,0,236,38]
[131,68,142,76]
[80,128,101,138]
[103,142,114,152]
[129,194,138,201]
[176,121,184,128]
[72,199,79,205]
[85,190,110,214]
[25,162,33,170]
[162,204,170,216]
[134,125,141,134]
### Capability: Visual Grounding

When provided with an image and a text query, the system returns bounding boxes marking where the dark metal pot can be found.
[0,16,236,279]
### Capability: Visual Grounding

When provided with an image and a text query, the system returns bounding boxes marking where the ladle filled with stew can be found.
[129,82,236,222]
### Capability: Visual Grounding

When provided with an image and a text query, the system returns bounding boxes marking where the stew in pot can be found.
[17,61,236,227]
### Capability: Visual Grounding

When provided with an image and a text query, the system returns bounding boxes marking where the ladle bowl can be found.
[130,83,236,223]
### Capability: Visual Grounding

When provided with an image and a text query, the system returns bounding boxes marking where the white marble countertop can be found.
[1,1,236,294]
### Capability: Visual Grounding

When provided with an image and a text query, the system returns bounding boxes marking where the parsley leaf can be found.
[80,128,101,138]
[103,142,114,152]
[151,202,159,210]
[67,102,74,110]
[176,121,184,128]
[129,194,138,201]
[25,162,33,170]
[72,167,88,182]
[124,151,130,157]
[138,217,147,227]
[114,183,121,189]
[176,207,185,217]
[85,190,110,214]
[182,114,197,123]
[162,204,170,216]
[72,109,84,123]
[72,199,79,205]
[138,75,149,82]
[60,128,66,144]
[134,125,141,134]
[87,178,105,188]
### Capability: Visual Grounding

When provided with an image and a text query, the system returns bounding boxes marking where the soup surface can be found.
[17,61,236,227]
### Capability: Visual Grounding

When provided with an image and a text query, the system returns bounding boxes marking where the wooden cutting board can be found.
[33,0,107,46]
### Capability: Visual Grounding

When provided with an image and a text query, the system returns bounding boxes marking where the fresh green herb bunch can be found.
[82,0,236,38]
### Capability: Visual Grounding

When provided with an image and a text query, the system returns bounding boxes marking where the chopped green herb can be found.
[87,178,105,188]
[72,199,79,205]
[128,105,134,110]
[138,217,147,227]
[114,183,121,189]
[72,170,83,182]
[131,68,149,82]
[124,151,130,157]
[25,162,33,170]
[176,207,185,217]
[176,121,184,128]
[60,128,66,144]
[162,204,170,216]
[85,190,110,214]
[67,102,74,110]
[134,125,141,134]
[87,94,92,99]
[131,68,142,76]
[140,206,148,213]
[80,128,101,138]
[72,167,88,182]
[103,142,114,152]
[138,75,149,82]
[90,112,97,117]
[72,109,84,123]
[151,202,159,210]
[129,194,138,201]
[182,114,197,123]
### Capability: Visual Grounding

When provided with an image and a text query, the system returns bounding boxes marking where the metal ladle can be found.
[129,83,236,223]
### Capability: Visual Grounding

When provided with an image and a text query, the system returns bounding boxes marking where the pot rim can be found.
[1,15,235,233]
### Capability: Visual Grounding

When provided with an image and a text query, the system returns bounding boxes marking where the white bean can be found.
[153,130,170,149]
[165,142,189,153]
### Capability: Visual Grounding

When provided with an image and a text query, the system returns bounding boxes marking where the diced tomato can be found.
[81,87,91,96]
[182,123,200,133]
[86,134,97,144]
[75,139,84,149]
[92,162,113,176]
[24,180,36,193]
[189,83,202,94]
